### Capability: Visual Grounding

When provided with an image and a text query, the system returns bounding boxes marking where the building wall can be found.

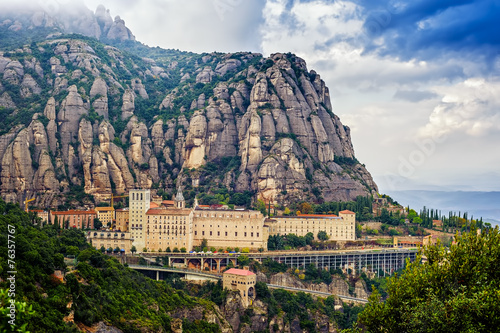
[129,189,150,251]
[115,209,129,232]
[193,209,267,250]
[50,211,96,229]
[268,212,356,241]
[222,272,256,307]
[95,207,115,227]
[32,210,49,224]
[145,209,194,252]
[87,231,133,253]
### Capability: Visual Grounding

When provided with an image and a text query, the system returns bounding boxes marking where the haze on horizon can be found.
[3,0,500,194]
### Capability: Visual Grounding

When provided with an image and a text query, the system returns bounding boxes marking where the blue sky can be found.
[80,0,500,192]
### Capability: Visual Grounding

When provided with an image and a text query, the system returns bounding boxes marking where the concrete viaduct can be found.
[138,248,418,277]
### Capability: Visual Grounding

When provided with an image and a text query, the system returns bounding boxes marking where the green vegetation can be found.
[357,225,500,332]
[0,198,228,332]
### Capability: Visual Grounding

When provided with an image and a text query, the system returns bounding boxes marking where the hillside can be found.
[383,190,500,225]
[0,199,366,332]
[0,4,377,209]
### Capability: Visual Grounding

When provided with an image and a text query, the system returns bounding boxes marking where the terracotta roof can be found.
[146,208,192,215]
[224,268,255,276]
[52,210,96,215]
[298,214,339,217]
[275,215,339,219]
[162,200,174,205]
[95,206,114,211]
[339,210,355,214]
[149,202,159,208]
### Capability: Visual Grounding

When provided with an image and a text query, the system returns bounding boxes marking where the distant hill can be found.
[385,190,500,225]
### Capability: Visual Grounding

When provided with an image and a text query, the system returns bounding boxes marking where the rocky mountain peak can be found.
[0,7,377,209]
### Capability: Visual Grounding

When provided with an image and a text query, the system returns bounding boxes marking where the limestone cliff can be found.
[0,11,377,209]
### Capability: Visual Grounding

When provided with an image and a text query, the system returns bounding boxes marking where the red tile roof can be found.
[51,210,96,215]
[339,210,355,214]
[146,208,191,215]
[297,214,338,217]
[224,268,255,276]
[149,202,159,208]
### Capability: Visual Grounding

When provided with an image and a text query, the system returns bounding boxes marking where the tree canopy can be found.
[358,225,500,332]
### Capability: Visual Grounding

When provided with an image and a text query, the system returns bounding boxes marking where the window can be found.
[210,231,212,236]
[257,232,259,237]
[235,232,238,236]
[244,232,247,237]
[217,231,220,236]
[202,231,205,236]
[225,231,228,236]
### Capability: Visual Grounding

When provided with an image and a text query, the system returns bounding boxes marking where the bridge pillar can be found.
[201,258,204,271]
[156,270,159,281]
[216,258,221,273]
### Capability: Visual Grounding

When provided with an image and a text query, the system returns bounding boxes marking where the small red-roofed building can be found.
[223,268,256,307]
[433,220,443,229]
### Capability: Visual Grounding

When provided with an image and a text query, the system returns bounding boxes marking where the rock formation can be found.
[0,10,377,209]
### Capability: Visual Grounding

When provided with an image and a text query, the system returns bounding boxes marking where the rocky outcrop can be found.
[0,27,377,208]
[106,16,135,41]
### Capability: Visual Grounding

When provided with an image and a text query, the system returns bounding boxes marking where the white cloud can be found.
[419,78,500,138]
[83,0,265,53]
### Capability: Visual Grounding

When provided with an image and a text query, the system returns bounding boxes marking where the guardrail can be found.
[266,284,368,303]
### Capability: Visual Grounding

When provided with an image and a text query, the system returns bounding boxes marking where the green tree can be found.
[407,209,418,222]
[180,247,187,253]
[237,255,250,267]
[0,288,35,333]
[317,230,329,241]
[305,232,314,246]
[130,245,137,255]
[200,238,208,250]
[93,218,102,230]
[358,225,500,332]
[413,216,422,224]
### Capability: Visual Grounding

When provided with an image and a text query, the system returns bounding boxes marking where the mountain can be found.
[0,3,377,209]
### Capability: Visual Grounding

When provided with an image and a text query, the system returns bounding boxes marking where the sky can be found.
[45,0,500,192]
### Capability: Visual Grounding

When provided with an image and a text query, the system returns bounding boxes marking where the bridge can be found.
[128,264,221,281]
[147,248,418,277]
[129,264,371,303]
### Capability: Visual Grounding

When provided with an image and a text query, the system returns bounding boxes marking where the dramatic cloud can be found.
[258,0,500,191]
[359,0,500,64]
[419,78,500,138]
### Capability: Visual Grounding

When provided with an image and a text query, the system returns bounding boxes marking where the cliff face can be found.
[0,16,377,208]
